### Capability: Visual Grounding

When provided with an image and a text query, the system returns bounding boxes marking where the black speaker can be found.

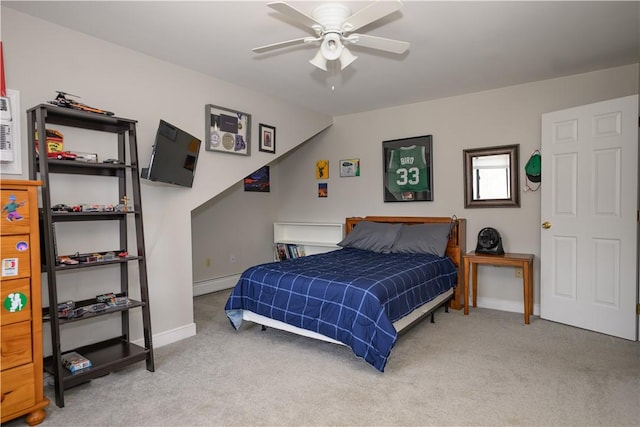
[475,227,505,255]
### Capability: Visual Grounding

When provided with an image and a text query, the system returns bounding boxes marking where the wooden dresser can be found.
[1,180,49,425]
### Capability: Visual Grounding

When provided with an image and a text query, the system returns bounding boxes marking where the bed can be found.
[225,216,466,372]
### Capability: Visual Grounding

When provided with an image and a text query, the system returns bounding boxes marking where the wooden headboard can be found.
[345,216,467,310]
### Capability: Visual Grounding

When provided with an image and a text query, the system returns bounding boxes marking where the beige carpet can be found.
[5,290,639,427]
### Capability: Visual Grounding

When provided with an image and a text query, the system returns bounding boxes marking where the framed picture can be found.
[316,160,329,179]
[205,104,251,156]
[340,158,360,177]
[258,124,276,154]
[244,166,270,192]
[318,183,328,197]
[382,135,433,202]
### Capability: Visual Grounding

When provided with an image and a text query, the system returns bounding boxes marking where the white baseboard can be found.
[131,276,238,349]
[193,274,240,297]
[133,322,196,349]
[476,296,540,316]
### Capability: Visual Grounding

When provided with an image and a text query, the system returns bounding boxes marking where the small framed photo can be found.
[340,158,360,177]
[259,124,276,154]
[244,166,270,192]
[205,104,251,156]
[382,135,433,202]
[318,183,328,197]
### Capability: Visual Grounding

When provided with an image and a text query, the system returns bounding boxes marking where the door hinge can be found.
[637,303,640,316]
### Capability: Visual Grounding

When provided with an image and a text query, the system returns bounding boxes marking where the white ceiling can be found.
[4,1,639,116]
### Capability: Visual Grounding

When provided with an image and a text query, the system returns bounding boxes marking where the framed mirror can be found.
[463,144,520,208]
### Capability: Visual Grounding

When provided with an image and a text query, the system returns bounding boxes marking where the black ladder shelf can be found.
[27,104,154,407]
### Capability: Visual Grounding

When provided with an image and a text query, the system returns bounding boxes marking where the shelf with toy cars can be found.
[27,103,154,408]
[42,294,143,325]
[47,205,135,221]
[52,249,138,269]
[35,157,131,177]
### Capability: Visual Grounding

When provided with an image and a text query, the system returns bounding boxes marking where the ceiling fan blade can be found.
[345,34,409,54]
[253,37,317,53]
[342,0,404,33]
[267,1,322,29]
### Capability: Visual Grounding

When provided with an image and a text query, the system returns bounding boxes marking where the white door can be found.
[540,95,638,340]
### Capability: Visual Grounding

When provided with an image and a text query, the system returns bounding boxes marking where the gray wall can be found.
[1,7,331,348]
[274,64,639,313]
[192,63,639,314]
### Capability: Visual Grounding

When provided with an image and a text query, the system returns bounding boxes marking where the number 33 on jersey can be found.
[387,145,429,193]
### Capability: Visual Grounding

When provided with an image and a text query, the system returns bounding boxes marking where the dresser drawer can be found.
[1,363,36,416]
[1,235,31,280]
[1,321,32,370]
[0,190,32,235]
[1,278,32,326]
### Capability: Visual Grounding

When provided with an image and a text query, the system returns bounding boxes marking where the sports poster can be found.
[316,160,329,179]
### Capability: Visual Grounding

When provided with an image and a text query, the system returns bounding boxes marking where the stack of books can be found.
[274,243,306,260]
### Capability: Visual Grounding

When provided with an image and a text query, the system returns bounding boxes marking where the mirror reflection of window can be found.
[472,154,511,200]
[463,144,519,208]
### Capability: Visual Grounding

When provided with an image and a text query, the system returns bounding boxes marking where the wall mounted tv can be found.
[141,120,201,188]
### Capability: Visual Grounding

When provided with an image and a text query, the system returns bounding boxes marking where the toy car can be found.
[58,255,79,265]
[72,204,91,212]
[75,152,98,163]
[47,151,77,160]
[58,306,85,319]
[57,300,75,311]
[96,293,116,304]
[103,158,124,164]
[52,203,73,212]
[115,203,132,212]
[90,303,107,312]
[114,296,129,306]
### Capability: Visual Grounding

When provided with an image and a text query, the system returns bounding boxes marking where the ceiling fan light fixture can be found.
[320,33,343,61]
[309,50,328,71]
[339,46,358,70]
[256,1,409,73]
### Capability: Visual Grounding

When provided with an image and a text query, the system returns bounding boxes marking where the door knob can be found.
[542,221,551,229]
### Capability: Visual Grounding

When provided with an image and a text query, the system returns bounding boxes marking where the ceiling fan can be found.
[253,1,410,71]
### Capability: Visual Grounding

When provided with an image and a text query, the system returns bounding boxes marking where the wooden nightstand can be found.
[463,251,534,324]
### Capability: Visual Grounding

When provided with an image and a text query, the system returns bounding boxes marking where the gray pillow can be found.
[337,221,402,253]
[391,223,451,257]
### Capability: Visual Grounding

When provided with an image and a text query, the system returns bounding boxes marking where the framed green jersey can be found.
[383,135,433,202]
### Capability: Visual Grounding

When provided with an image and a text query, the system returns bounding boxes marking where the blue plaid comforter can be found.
[224,247,457,372]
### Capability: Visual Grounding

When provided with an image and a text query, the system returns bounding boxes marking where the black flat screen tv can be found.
[141,120,201,188]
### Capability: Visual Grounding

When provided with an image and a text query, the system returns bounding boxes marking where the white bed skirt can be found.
[241,288,454,346]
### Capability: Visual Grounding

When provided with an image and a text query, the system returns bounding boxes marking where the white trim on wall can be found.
[133,322,196,349]
[476,296,540,317]
[193,274,240,297]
